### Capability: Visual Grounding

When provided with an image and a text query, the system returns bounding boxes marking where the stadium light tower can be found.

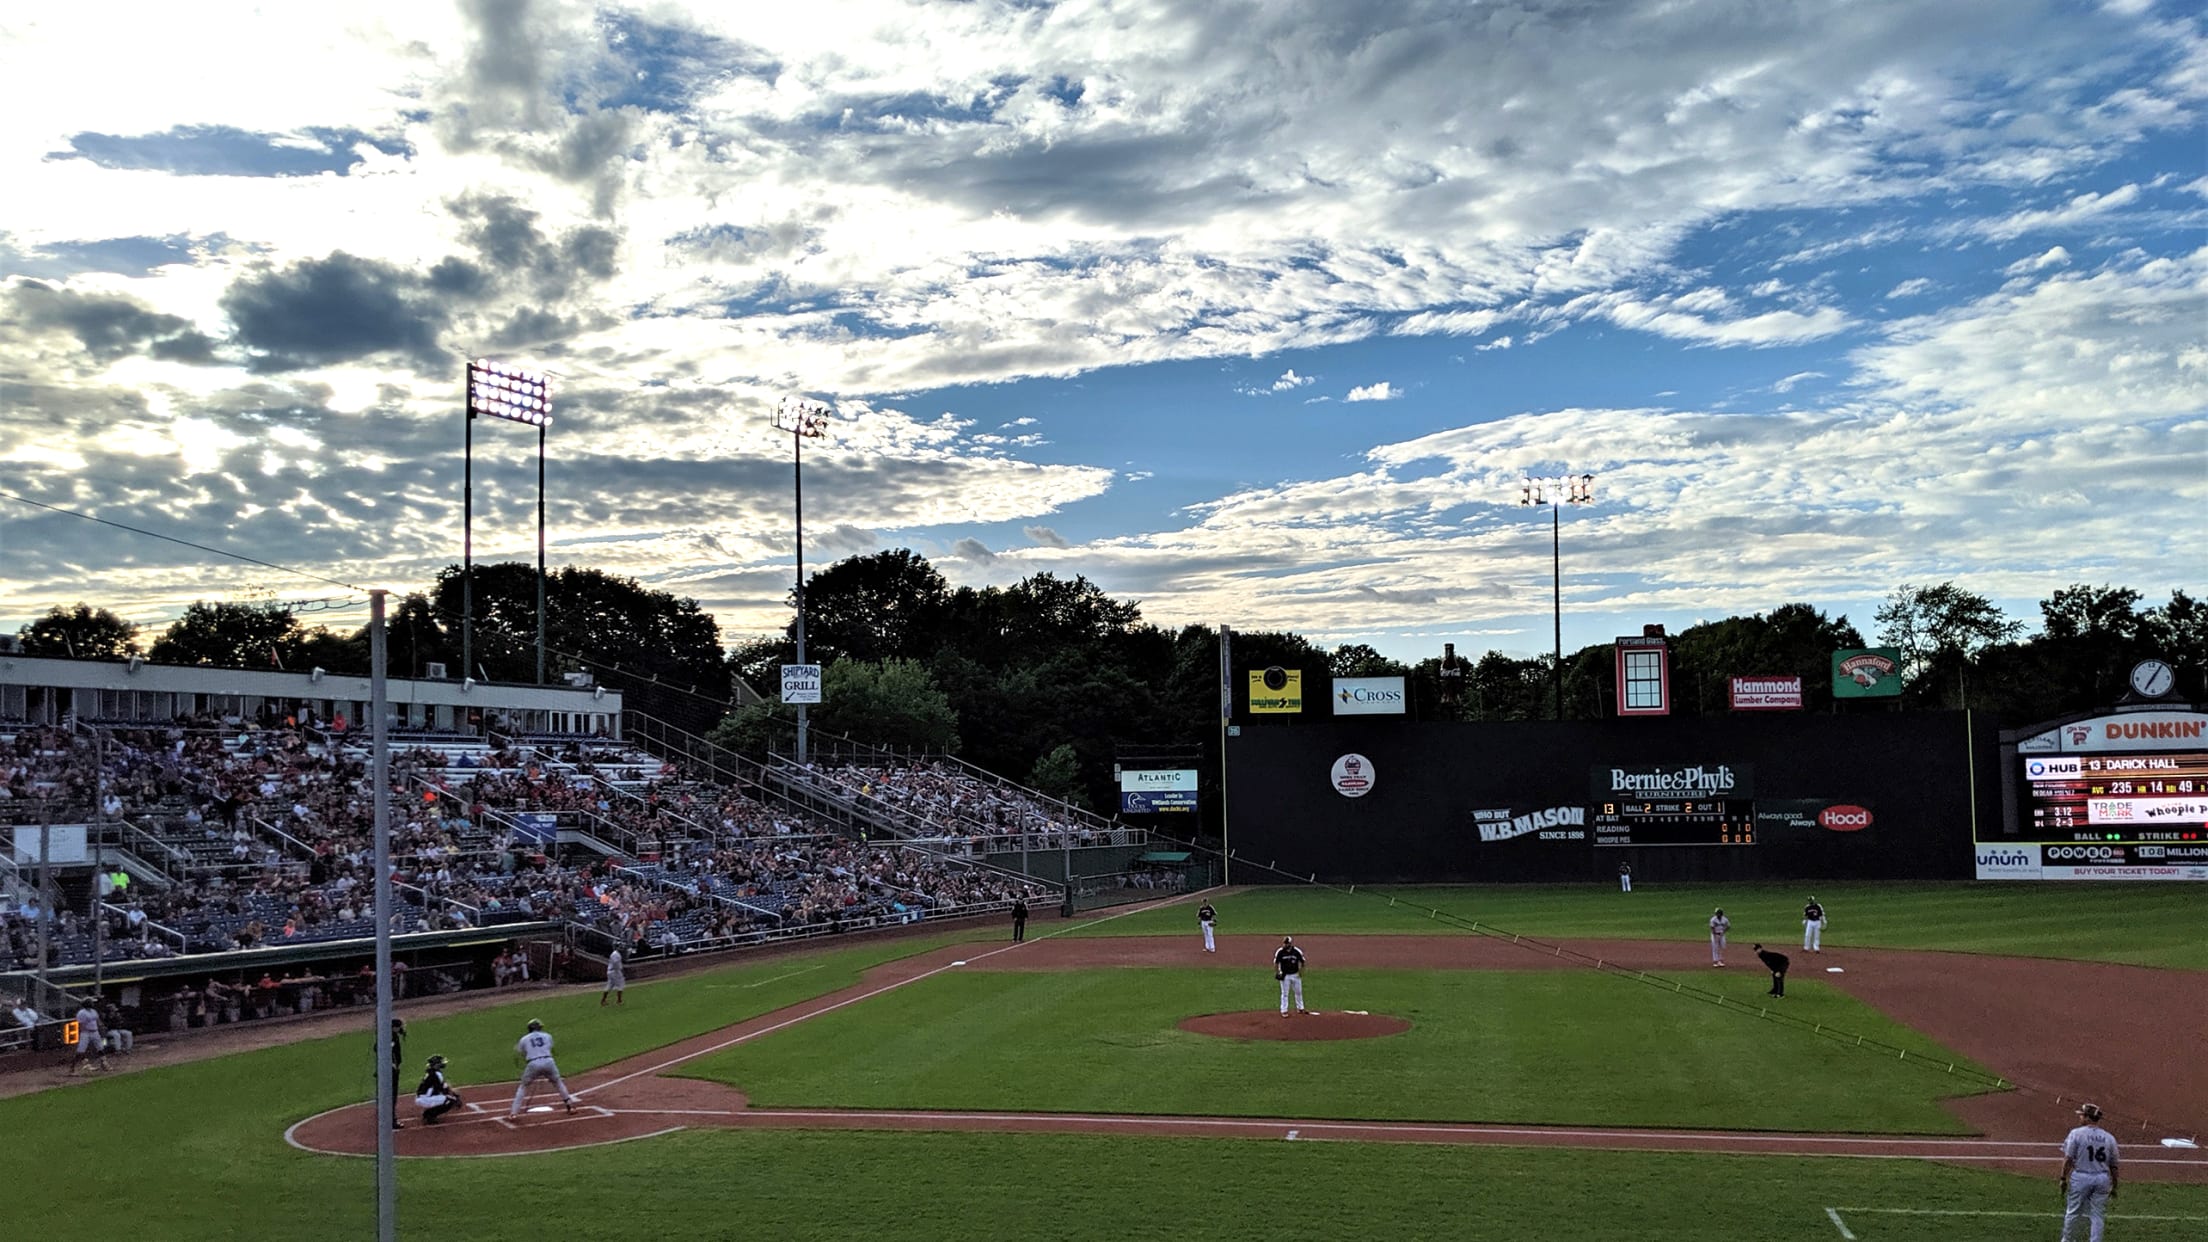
[464,360,554,686]
[1520,472,1595,720]
[774,395,832,766]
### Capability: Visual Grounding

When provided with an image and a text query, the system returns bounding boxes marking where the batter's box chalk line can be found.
[1831,1206,2208,1226]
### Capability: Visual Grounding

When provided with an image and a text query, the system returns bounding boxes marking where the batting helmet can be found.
[526,1019,543,1032]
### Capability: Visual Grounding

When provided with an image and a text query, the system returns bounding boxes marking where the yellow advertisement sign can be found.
[1248,667,1304,714]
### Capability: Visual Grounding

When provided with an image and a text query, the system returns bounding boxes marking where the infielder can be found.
[510,1019,578,1117]
[1617,861,1632,893]
[414,1054,462,1125]
[2059,1103,2120,1242]
[1198,901,1217,953]
[1274,936,1307,1015]
[1708,908,1730,967]
[1802,897,1826,953]
[602,949,625,1006]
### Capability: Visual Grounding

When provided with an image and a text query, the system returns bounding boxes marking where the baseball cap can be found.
[2077,1103,2103,1121]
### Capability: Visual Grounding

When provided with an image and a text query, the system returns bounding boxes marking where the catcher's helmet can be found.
[427,1054,447,1069]
[526,1019,544,1032]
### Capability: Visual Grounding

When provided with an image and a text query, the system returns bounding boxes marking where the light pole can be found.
[463,360,554,685]
[1520,473,1595,720]
[774,396,832,765]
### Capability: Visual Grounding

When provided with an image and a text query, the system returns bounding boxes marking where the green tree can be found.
[16,603,141,659]
[1028,743,1086,808]
[790,549,950,666]
[1875,582,2023,708]
[148,602,303,668]
[810,658,959,752]
[1330,643,1408,678]
[2040,584,2143,644]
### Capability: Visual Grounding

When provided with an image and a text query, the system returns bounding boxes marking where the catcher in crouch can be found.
[414,1054,463,1125]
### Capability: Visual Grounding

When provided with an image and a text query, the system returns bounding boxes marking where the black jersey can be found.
[1804,902,1824,921]
[1274,944,1305,976]
[416,1069,452,1096]
[1198,904,1216,924]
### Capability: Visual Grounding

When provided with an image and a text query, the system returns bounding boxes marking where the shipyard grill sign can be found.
[1594,764,1754,799]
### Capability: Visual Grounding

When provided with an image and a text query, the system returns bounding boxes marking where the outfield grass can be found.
[1073,881,2208,968]
[682,967,1993,1134]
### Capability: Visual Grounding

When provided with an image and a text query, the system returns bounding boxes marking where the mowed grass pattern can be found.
[683,967,1993,1133]
[1075,881,2208,969]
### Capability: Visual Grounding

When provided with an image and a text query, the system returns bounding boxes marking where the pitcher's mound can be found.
[1178,1011,1411,1042]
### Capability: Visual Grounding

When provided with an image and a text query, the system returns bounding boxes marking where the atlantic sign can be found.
[1119,768,1198,814]
[1332,676,1407,716]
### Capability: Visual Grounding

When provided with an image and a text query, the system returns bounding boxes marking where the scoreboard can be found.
[2020,752,2208,844]
[1591,798,1757,847]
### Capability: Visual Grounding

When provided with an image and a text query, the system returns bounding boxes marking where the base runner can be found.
[2059,1103,2120,1242]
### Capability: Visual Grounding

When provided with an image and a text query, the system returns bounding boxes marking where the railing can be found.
[99,901,189,952]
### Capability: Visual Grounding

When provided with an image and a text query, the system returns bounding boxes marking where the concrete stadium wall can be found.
[1223,712,1996,885]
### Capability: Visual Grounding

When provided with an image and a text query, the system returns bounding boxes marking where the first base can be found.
[1825,967,1845,973]
[950,960,968,967]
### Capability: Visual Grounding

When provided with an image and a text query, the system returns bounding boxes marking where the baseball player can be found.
[2059,1103,2120,1242]
[68,999,109,1075]
[414,1054,463,1125]
[1753,944,1789,997]
[1274,936,1307,1015]
[1617,861,1632,893]
[1708,908,1730,967]
[1010,897,1028,942]
[601,949,625,1006]
[1198,902,1217,953]
[1802,897,1825,952]
[509,1019,578,1117]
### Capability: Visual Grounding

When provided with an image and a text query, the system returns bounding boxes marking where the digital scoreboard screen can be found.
[1591,798,1757,847]
[2019,752,2208,844]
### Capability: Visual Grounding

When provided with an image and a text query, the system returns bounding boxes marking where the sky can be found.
[2,0,2203,670]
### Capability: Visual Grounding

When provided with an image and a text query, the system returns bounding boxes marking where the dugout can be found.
[1223,711,1996,885]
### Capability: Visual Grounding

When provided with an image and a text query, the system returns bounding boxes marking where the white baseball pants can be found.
[1201,923,1215,952]
[2060,1171,2111,1242]
[1279,974,1305,1014]
[1803,919,1824,951]
[1619,874,1631,892]
[510,1060,575,1115]
[1710,933,1726,964]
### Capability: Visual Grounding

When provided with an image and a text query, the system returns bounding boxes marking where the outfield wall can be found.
[1223,712,1995,884]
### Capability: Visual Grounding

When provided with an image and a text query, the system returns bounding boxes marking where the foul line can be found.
[1824,1207,1855,1239]
[1833,1205,2208,1222]
[575,891,1201,1099]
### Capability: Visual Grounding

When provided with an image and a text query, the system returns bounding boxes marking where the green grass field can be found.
[4,884,2203,1241]
[682,967,1992,1133]
[1077,881,2208,969]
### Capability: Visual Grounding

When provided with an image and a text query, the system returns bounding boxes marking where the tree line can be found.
[15,554,2203,813]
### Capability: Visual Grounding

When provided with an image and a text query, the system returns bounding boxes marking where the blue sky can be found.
[1,0,2203,667]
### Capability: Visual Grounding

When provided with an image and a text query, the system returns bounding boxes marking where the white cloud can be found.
[1885,278,1935,299]
[1977,184,2143,241]
[1772,371,1826,393]
[1272,368,1314,391]
[2005,246,2073,274]
[1345,382,1401,402]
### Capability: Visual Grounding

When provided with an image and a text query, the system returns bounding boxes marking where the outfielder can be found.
[509,1019,577,1117]
[1802,897,1826,953]
[2059,1103,2120,1242]
[1198,902,1217,953]
[1708,908,1730,967]
[1274,936,1307,1015]
[414,1054,462,1125]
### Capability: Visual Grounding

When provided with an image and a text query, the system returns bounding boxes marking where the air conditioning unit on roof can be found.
[424,662,449,680]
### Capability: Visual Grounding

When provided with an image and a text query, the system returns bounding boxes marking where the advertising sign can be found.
[1119,768,1199,814]
[1832,648,1904,698]
[1330,753,1375,797]
[780,664,823,704]
[512,812,558,846]
[1593,764,1754,799]
[1974,842,2208,881]
[1249,667,1304,714]
[1753,799,1873,834]
[1471,805,1587,844]
[2013,710,2208,754]
[1332,676,1407,716]
[1728,676,1803,711]
[11,824,88,865]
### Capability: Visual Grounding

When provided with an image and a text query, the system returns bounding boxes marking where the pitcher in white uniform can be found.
[602,949,625,1006]
[1708,908,1730,967]
[2059,1103,2120,1242]
[509,1019,578,1117]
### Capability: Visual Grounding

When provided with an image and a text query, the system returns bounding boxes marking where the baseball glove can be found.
[1275,973,1284,981]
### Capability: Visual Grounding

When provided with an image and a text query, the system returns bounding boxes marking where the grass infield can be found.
[680,966,1994,1133]
[1075,881,2208,969]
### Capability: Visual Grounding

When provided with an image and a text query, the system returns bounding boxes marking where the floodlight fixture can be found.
[774,395,831,439]
[1517,472,1598,720]
[772,394,838,764]
[462,358,558,688]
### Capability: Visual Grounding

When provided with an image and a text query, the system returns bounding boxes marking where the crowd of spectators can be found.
[806,759,1106,844]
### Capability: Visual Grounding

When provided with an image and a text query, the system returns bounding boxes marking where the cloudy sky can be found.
[2,0,2203,667]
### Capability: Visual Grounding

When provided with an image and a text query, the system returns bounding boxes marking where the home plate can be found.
[527,1105,557,1114]
[1825,967,1845,973]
